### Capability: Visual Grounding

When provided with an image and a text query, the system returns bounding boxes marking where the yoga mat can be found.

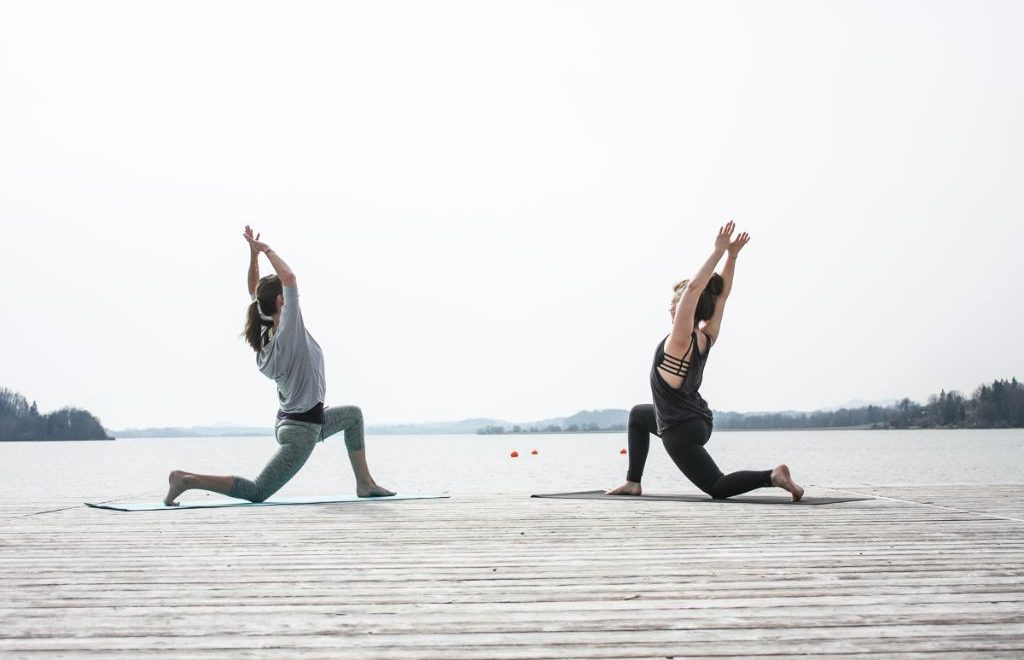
[531,490,869,505]
[86,493,449,512]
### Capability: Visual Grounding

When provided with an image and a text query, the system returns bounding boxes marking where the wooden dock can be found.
[2,484,1023,658]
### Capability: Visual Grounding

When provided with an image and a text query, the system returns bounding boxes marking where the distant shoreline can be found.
[48,421,1024,437]
[0,437,116,442]
[103,377,1024,439]
[7,373,1022,439]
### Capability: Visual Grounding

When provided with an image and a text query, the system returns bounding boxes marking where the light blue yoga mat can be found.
[85,493,449,512]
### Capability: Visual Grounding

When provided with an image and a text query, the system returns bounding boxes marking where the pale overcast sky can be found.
[2,1,1022,430]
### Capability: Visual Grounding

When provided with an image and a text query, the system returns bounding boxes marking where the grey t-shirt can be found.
[256,286,325,413]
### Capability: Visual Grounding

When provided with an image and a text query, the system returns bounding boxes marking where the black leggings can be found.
[625,404,772,499]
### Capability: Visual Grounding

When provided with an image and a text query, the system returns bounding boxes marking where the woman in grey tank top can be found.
[162,227,394,506]
[607,222,804,501]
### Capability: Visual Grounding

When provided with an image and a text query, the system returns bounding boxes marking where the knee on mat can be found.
[707,485,731,501]
[700,479,727,500]
[247,483,274,503]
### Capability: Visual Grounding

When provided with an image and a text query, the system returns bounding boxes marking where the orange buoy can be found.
[530,449,538,455]
[510,451,519,458]
[620,448,627,454]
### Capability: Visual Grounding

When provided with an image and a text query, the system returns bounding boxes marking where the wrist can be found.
[727,254,738,260]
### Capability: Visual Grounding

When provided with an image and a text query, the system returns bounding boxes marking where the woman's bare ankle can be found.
[356,479,395,498]
[606,481,642,496]
[164,470,194,506]
[771,464,804,502]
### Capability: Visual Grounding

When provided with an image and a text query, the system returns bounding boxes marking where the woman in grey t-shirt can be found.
[163,227,394,506]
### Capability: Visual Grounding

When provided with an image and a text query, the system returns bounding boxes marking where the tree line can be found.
[0,387,111,441]
[715,378,1023,430]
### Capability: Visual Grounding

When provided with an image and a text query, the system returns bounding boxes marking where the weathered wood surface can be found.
[1,484,1023,658]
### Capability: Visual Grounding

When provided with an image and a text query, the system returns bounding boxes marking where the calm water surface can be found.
[2,429,1023,504]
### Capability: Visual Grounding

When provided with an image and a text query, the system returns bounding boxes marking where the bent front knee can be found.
[627,405,649,430]
[344,410,365,452]
[344,435,365,453]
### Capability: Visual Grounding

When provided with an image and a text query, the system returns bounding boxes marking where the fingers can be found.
[725,229,751,256]
[729,232,751,251]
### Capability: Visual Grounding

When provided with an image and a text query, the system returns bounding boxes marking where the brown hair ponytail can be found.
[669,273,725,325]
[694,273,724,324]
[242,275,283,353]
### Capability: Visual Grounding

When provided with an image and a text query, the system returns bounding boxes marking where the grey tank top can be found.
[649,331,713,433]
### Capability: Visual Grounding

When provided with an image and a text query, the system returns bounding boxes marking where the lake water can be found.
[2,429,1023,504]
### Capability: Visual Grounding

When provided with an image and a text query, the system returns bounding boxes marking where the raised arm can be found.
[264,250,296,288]
[244,225,260,298]
[702,231,750,344]
[242,230,297,288]
[669,222,733,345]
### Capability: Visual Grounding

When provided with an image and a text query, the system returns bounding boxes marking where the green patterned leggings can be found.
[229,405,365,503]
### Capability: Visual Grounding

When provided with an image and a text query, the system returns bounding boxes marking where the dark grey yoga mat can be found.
[531,490,869,505]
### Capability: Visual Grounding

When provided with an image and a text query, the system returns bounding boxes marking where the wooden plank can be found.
[0,485,1023,657]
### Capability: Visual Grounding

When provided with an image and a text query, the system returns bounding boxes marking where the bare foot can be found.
[771,464,804,502]
[164,470,195,507]
[357,481,396,498]
[605,481,642,496]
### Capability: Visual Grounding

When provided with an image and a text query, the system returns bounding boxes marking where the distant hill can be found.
[367,418,502,435]
[112,426,273,438]
[530,409,630,429]
[477,409,629,434]
[819,398,900,412]
[114,418,506,437]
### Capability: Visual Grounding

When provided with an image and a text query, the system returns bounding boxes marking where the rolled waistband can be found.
[276,402,325,425]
